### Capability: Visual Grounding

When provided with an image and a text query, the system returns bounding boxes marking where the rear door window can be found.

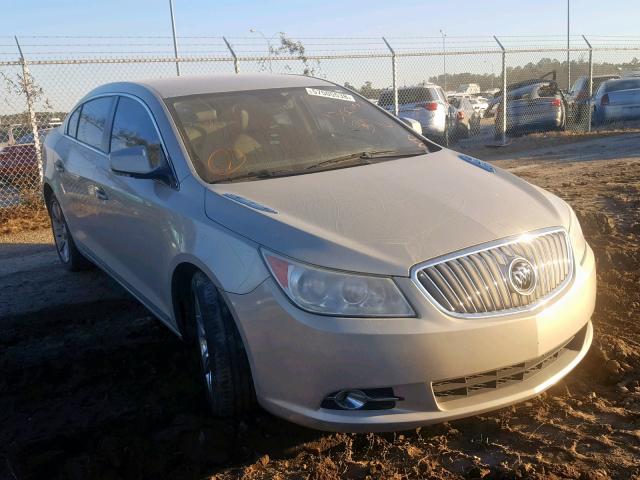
[76,96,114,151]
[110,96,166,168]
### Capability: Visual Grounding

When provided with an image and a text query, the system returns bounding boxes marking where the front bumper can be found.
[228,244,596,432]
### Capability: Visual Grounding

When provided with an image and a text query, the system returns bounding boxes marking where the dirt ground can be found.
[1,133,639,479]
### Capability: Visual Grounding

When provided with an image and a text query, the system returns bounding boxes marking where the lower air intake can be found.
[432,331,584,403]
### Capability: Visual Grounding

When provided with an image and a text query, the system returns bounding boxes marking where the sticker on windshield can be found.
[306,88,355,102]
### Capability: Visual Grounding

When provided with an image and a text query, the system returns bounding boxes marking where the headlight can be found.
[568,206,587,264]
[261,250,415,317]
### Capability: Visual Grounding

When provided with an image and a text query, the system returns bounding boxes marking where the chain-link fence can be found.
[1,34,640,219]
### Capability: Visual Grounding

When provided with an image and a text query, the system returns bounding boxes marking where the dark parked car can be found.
[567,74,620,125]
[487,81,566,136]
[0,129,50,185]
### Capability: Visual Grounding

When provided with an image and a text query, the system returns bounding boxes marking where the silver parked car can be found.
[468,96,489,117]
[378,85,451,141]
[447,96,481,140]
[487,81,567,136]
[592,77,640,125]
[567,74,619,125]
[43,74,595,432]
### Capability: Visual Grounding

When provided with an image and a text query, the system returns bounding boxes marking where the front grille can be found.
[413,228,572,317]
[433,335,577,402]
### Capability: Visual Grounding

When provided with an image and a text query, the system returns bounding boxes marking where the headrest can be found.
[196,110,217,122]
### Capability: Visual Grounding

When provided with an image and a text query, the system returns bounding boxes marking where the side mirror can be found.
[110,145,154,175]
[399,117,423,135]
[109,145,175,187]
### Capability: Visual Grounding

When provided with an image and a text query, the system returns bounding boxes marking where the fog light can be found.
[334,390,368,410]
[321,387,402,410]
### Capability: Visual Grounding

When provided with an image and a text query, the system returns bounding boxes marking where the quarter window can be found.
[76,97,114,151]
[66,106,81,137]
[110,96,165,168]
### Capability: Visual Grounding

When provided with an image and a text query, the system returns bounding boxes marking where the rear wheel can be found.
[190,272,256,417]
[47,196,90,271]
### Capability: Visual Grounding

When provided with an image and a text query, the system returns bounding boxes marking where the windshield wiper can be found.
[214,170,275,183]
[213,149,428,183]
[305,149,427,171]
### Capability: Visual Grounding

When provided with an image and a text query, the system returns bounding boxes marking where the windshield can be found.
[167,86,432,183]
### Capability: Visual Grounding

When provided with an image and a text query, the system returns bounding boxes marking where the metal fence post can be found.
[223,37,240,74]
[382,37,398,117]
[15,36,43,184]
[494,36,507,144]
[169,0,180,76]
[583,35,593,132]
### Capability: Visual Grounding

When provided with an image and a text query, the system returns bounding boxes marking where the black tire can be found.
[47,195,91,271]
[190,272,256,417]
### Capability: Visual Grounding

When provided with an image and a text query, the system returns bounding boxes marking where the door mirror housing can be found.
[109,145,175,187]
[399,117,423,135]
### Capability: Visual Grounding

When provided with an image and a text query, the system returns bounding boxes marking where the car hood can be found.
[204,149,570,276]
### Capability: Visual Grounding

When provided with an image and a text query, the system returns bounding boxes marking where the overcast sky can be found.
[4,0,639,38]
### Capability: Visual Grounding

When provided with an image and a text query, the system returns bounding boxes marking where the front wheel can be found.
[190,272,256,417]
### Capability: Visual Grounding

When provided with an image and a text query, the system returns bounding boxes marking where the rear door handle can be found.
[94,186,109,201]
[54,159,65,172]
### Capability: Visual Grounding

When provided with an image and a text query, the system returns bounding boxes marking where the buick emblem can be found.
[508,257,537,295]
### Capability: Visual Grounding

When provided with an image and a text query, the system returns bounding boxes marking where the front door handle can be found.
[54,159,65,172]
[94,186,109,201]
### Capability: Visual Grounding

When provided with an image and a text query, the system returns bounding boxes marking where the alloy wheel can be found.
[193,292,214,400]
[50,200,70,263]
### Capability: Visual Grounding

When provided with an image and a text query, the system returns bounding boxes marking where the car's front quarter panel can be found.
[164,179,271,300]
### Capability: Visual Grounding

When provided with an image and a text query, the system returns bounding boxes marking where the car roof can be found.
[135,74,332,98]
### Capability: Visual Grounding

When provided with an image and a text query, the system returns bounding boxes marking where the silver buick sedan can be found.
[43,74,595,432]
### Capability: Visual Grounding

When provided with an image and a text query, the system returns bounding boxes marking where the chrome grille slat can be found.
[427,267,464,313]
[413,228,573,317]
[464,256,495,311]
[437,263,475,313]
[475,253,505,310]
[540,236,556,290]
[519,242,543,300]
[542,236,558,289]
[488,248,514,309]
[478,251,509,310]
[451,259,485,312]
[558,234,569,277]
[498,245,522,308]
[418,271,454,312]
[531,240,550,295]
